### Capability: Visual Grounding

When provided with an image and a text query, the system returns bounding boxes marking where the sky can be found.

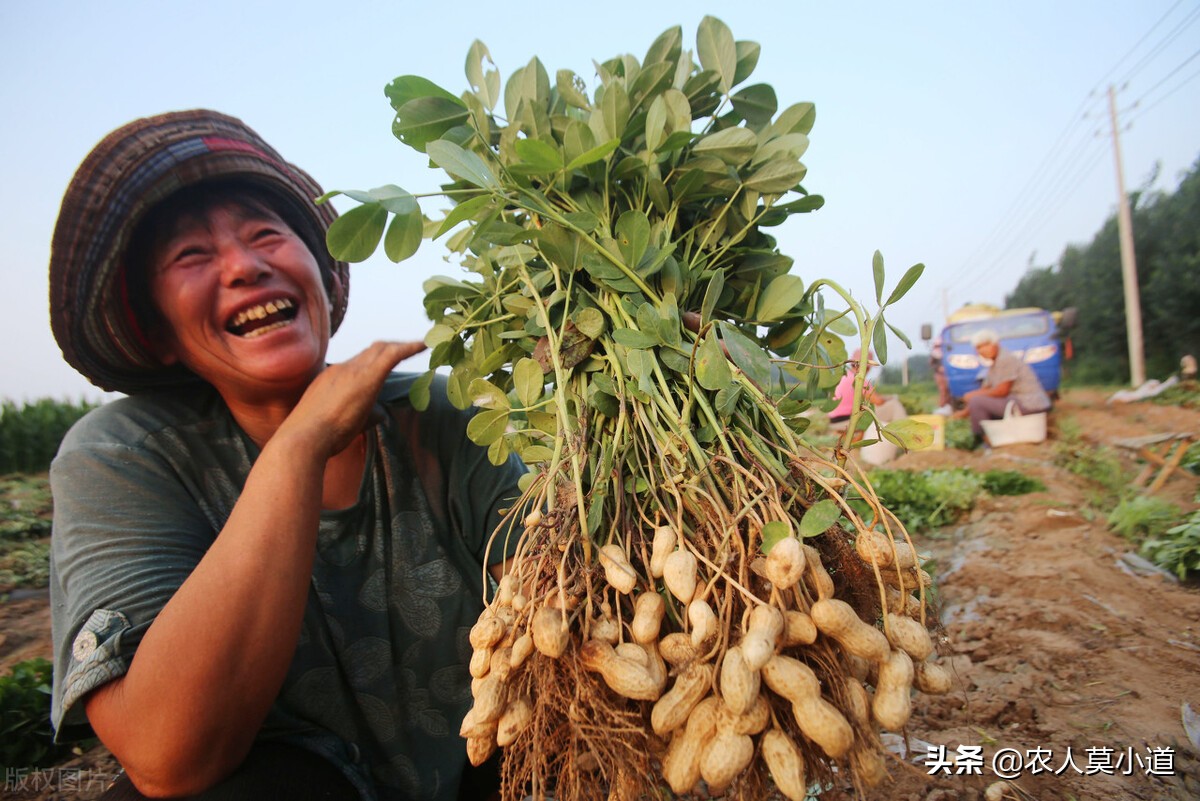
[2,1,1198,402]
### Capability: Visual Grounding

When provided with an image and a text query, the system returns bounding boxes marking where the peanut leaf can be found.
[426,140,499,189]
[800,499,840,537]
[326,202,386,263]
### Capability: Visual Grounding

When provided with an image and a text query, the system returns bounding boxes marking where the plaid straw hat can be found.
[50,109,350,394]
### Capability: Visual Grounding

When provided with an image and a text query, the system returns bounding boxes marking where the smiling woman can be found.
[46,110,528,800]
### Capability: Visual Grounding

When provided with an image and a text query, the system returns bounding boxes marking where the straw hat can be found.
[49,109,350,394]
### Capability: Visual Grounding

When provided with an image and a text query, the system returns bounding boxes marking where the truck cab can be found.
[938,306,1073,402]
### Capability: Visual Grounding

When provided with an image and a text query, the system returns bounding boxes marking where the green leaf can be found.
[487,435,512,467]
[466,408,510,447]
[384,75,463,110]
[800,499,841,537]
[504,57,551,122]
[715,384,741,418]
[823,310,858,337]
[600,82,631,143]
[656,129,697,156]
[657,293,682,349]
[626,349,656,395]
[751,133,809,167]
[760,522,792,554]
[513,358,544,407]
[513,138,563,174]
[615,210,650,270]
[424,323,455,347]
[695,329,732,390]
[769,193,824,214]
[517,443,555,464]
[434,194,492,239]
[325,202,386,263]
[612,328,658,349]
[409,370,435,411]
[872,319,889,365]
[391,97,471,151]
[692,127,758,166]
[495,244,537,268]
[587,384,621,417]
[572,307,605,339]
[743,158,807,193]
[562,211,599,233]
[884,262,926,306]
[383,209,423,263]
[446,364,475,410]
[769,102,816,137]
[644,25,683,66]
[465,40,500,110]
[882,418,935,451]
[555,69,591,109]
[340,184,418,215]
[872,250,885,305]
[733,40,761,86]
[426,140,499,189]
[564,137,620,171]
[468,378,510,411]
[526,410,558,437]
[886,318,913,350]
[730,84,776,126]
[701,271,725,324]
[696,15,737,94]
[754,274,806,322]
[629,61,674,106]
[718,323,770,388]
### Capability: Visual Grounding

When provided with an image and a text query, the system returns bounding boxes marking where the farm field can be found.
[2,387,1198,800]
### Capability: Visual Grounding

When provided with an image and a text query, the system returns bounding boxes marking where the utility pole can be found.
[1107,84,1146,387]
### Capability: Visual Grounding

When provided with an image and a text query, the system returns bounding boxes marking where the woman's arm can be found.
[84,341,421,797]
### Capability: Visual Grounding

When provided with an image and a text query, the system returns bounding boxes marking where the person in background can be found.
[829,349,905,428]
[47,110,524,801]
[952,328,1050,445]
[828,350,907,464]
[930,336,952,414]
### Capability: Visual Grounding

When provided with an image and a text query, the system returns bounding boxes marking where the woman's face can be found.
[147,201,331,402]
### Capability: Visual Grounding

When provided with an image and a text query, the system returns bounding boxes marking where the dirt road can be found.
[873,388,1200,801]
[4,388,1199,800]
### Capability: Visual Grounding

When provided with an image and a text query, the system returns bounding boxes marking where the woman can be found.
[952,328,1051,443]
[827,350,906,465]
[48,110,525,800]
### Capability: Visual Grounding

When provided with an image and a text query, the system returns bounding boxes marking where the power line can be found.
[954,93,1105,279]
[945,2,1200,318]
[1127,62,1200,125]
[1123,46,1200,124]
[955,138,1110,302]
[955,112,1107,288]
[1113,3,1200,87]
[1091,0,1189,90]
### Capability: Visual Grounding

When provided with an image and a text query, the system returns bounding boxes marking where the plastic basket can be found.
[980,402,1047,446]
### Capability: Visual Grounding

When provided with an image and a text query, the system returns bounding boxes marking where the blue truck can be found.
[935,306,1075,403]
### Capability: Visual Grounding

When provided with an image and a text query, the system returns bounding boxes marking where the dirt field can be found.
[4,388,1199,800]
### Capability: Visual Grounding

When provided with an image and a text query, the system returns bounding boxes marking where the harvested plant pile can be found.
[327,17,941,800]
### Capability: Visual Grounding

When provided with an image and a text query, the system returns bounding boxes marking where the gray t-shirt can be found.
[984,347,1051,412]
[49,373,526,801]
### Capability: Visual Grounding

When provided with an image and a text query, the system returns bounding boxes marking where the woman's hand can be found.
[279,341,425,459]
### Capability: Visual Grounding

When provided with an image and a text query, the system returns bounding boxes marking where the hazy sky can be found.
[3,1,1197,402]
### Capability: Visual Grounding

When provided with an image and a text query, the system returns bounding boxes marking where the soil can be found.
[4,388,1199,800]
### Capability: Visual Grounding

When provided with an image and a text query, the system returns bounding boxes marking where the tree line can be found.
[1006,154,1200,384]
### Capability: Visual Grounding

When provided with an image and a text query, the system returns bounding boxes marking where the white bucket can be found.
[980,402,1047,446]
